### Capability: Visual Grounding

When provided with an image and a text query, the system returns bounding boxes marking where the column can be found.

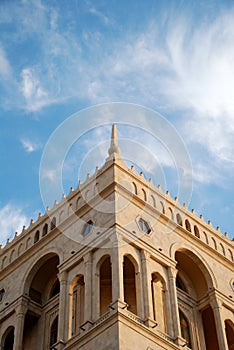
[83,251,93,328]
[140,250,155,326]
[167,266,184,345]
[57,270,68,346]
[211,296,229,350]
[13,304,27,350]
[110,240,125,310]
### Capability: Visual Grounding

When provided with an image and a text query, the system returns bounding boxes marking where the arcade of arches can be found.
[1,249,234,350]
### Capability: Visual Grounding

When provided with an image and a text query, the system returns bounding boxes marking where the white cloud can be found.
[20,68,51,111]
[0,204,28,245]
[0,46,11,77]
[20,138,40,153]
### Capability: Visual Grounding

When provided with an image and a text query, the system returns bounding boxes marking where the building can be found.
[0,124,233,350]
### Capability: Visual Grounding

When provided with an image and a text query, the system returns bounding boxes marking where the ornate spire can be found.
[108,124,120,156]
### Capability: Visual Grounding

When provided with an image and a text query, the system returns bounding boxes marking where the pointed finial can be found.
[108,124,120,156]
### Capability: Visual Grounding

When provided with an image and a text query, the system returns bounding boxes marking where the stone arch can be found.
[50,217,56,230]
[194,225,200,238]
[142,188,147,201]
[123,254,139,315]
[50,315,58,348]
[168,207,174,220]
[59,210,64,223]
[176,213,183,226]
[69,274,85,338]
[23,252,61,299]
[150,194,156,208]
[151,272,167,333]
[160,201,165,214]
[185,219,191,232]
[132,182,137,195]
[97,254,112,316]
[34,230,40,244]
[18,243,24,256]
[211,237,217,250]
[9,250,15,263]
[228,249,233,261]
[1,326,14,350]
[220,243,225,256]
[225,319,234,350]
[170,242,217,290]
[203,231,209,244]
[42,223,48,236]
[1,256,7,269]
[26,237,31,249]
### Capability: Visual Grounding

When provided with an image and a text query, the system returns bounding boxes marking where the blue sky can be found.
[0,0,234,245]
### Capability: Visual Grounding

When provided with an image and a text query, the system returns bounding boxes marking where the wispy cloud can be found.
[0,204,28,245]
[0,46,11,78]
[20,137,40,153]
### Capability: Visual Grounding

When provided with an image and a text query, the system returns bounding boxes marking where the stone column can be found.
[167,266,184,345]
[210,296,229,350]
[140,250,155,326]
[57,270,68,345]
[110,240,126,310]
[83,251,93,328]
[13,304,27,350]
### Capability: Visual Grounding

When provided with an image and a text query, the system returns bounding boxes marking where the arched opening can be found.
[201,306,219,350]
[132,182,137,195]
[50,316,58,348]
[50,217,56,230]
[151,273,167,332]
[179,310,191,348]
[185,219,191,232]
[225,320,234,350]
[42,223,48,237]
[34,230,39,244]
[160,201,165,214]
[194,225,200,238]
[27,255,60,304]
[176,213,183,226]
[168,207,174,220]
[150,195,156,208]
[142,188,147,201]
[2,327,14,350]
[69,275,85,337]
[82,220,93,236]
[100,256,112,316]
[0,288,6,301]
[175,249,216,350]
[123,256,137,315]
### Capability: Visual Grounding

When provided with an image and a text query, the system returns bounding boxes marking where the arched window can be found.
[123,256,137,315]
[194,225,200,238]
[50,279,60,299]
[168,207,174,220]
[185,219,191,232]
[142,188,147,201]
[3,327,14,350]
[34,230,39,243]
[70,276,85,337]
[50,217,56,230]
[138,218,151,234]
[160,201,165,214]
[228,249,233,261]
[225,320,234,350]
[176,275,187,293]
[179,310,191,348]
[82,220,93,236]
[211,237,217,250]
[100,256,112,316]
[220,243,225,256]
[176,213,183,226]
[0,288,5,302]
[151,273,167,332]
[50,316,58,348]
[42,223,48,237]
[150,195,156,208]
[132,182,137,195]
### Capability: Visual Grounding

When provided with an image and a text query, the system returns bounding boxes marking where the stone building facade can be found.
[0,125,234,350]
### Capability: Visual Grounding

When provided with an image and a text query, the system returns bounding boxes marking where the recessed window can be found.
[138,218,151,234]
[82,220,94,236]
[0,288,5,302]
